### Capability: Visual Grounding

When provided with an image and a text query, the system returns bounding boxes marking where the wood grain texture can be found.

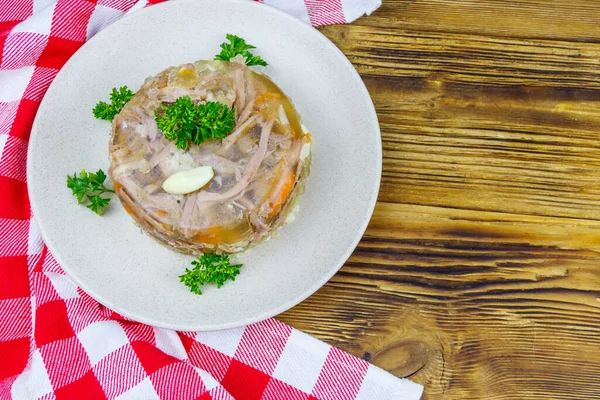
[277,1,600,399]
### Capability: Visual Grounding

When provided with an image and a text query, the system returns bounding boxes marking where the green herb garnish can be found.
[180,253,243,295]
[93,86,134,121]
[155,96,235,151]
[66,169,114,216]
[215,34,268,67]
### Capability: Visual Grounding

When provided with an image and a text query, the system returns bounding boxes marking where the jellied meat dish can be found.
[108,59,312,254]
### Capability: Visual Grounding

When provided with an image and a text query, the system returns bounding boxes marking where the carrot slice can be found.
[192,226,223,245]
[268,169,295,218]
[192,223,252,245]
[264,91,281,100]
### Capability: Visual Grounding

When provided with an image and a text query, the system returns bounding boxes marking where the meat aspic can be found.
[109,59,311,254]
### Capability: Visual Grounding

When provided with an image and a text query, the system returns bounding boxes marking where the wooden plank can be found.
[354,0,600,42]
[323,26,600,88]
[280,2,600,399]
[370,73,600,219]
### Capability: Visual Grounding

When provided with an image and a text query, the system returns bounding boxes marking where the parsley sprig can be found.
[180,253,243,295]
[155,96,235,151]
[215,34,268,67]
[66,169,115,216]
[93,86,134,121]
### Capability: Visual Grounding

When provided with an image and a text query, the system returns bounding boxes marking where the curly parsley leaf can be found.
[155,97,235,151]
[66,169,115,216]
[88,169,108,192]
[155,96,197,150]
[215,34,268,67]
[194,101,236,143]
[66,170,90,204]
[93,86,134,121]
[180,253,243,295]
[86,195,111,216]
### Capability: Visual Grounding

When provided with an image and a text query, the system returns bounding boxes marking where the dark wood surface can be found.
[278,1,600,398]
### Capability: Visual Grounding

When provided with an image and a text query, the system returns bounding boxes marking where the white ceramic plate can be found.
[28,0,381,330]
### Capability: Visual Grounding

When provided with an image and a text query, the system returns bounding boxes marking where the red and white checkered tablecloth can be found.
[0,1,424,399]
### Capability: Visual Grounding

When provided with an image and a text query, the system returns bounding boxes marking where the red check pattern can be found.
[0,1,423,399]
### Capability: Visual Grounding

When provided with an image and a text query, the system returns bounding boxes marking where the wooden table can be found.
[278,1,600,398]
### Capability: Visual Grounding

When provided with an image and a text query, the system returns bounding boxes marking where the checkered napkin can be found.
[0,1,424,399]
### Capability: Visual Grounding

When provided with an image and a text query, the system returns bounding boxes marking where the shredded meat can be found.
[108,60,311,254]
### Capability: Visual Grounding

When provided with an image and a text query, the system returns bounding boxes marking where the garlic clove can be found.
[162,166,214,195]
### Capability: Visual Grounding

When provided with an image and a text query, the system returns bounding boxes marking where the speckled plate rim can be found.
[27,0,381,331]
